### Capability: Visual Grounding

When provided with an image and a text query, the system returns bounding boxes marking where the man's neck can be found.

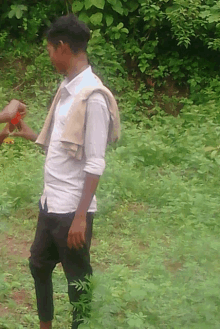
[66,54,89,81]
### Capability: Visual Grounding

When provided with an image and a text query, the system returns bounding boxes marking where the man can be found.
[12,14,120,329]
[0,100,26,144]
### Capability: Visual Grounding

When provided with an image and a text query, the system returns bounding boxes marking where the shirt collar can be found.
[62,66,92,95]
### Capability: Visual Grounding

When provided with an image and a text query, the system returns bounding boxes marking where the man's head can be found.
[46,14,90,74]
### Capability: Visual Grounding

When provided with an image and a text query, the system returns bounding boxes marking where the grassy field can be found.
[1,50,220,328]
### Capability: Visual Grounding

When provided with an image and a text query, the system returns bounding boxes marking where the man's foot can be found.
[40,320,52,329]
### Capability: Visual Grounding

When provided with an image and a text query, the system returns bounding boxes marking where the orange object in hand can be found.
[11,112,21,125]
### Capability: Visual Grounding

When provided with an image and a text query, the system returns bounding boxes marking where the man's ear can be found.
[59,41,71,55]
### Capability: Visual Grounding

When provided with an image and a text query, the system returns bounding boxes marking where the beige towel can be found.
[36,84,120,160]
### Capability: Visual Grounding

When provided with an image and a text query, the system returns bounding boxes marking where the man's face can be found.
[47,42,67,74]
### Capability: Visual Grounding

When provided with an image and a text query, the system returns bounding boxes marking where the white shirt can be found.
[40,66,110,213]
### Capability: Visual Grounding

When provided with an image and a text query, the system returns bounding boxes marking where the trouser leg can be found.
[66,271,93,329]
[53,212,94,328]
[29,261,55,322]
[29,204,59,323]
[31,208,94,328]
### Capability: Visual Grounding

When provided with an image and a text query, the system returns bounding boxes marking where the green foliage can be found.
[0,1,64,42]
[1,0,220,325]
[8,4,27,19]
[67,0,220,84]
[1,0,220,93]
[0,274,10,303]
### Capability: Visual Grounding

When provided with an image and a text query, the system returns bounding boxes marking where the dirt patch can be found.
[91,238,99,247]
[164,260,183,273]
[0,234,31,260]
[138,241,149,251]
[11,289,32,308]
[0,289,32,317]
[14,207,38,221]
[127,203,149,214]
[155,76,189,115]
[0,303,10,317]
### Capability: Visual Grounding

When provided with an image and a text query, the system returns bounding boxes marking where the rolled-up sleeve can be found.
[83,92,110,176]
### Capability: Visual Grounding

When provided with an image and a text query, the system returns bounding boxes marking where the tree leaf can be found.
[18,5,27,11]
[15,8,22,19]
[117,22,124,29]
[211,150,218,159]
[78,12,90,24]
[200,10,210,19]
[90,12,103,25]
[123,8,129,16]
[204,146,216,152]
[208,14,220,23]
[121,28,129,34]
[112,1,124,15]
[127,2,139,12]
[8,4,27,19]
[115,32,121,39]
[166,4,180,14]
[85,0,93,10]
[107,0,117,5]
[105,15,114,27]
[72,1,84,12]
[91,0,105,10]
[8,9,16,19]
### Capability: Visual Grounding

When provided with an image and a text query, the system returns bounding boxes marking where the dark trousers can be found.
[29,200,94,329]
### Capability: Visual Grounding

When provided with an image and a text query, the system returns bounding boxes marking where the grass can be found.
[1,47,220,328]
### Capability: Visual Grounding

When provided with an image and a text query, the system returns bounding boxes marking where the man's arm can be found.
[67,173,100,250]
[67,93,110,250]
[76,173,100,217]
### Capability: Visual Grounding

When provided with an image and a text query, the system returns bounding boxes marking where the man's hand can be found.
[67,214,87,250]
[1,100,26,122]
[3,122,15,135]
[67,173,100,249]
[0,123,15,144]
[11,119,38,142]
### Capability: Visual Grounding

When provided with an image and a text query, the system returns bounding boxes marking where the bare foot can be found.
[40,321,52,329]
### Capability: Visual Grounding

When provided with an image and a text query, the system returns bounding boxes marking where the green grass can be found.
[1,47,220,328]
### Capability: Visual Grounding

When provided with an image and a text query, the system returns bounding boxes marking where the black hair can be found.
[46,14,90,54]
